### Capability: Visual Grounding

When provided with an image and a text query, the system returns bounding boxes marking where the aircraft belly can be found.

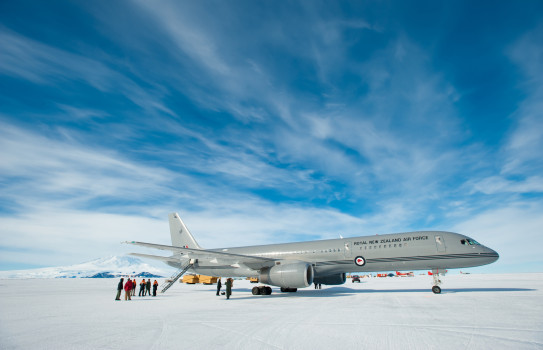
[192,266,257,278]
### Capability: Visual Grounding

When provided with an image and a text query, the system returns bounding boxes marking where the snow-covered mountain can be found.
[0,256,173,279]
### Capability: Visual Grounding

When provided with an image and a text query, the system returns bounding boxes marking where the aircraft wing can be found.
[124,241,277,270]
[128,252,180,264]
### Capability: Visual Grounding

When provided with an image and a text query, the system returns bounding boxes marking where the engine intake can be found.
[260,261,314,288]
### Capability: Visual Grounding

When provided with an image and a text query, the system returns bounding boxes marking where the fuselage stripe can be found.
[316,253,498,266]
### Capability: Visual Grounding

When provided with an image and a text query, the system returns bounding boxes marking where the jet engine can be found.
[313,273,346,285]
[260,261,314,288]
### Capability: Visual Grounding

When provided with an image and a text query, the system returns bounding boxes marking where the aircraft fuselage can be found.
[173,231,499,278]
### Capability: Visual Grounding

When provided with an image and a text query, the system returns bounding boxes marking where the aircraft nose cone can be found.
[484,247,499,264]
[491,249,499,261]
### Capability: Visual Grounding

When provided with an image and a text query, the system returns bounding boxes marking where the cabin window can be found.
[399,244,402,247]
[394,244,397,247]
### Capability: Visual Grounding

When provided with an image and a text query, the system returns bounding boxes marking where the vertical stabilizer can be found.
[169,213,202,249]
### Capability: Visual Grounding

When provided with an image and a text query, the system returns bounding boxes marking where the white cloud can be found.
[0,121,174,207]
[503,26,543,175]
[0,30,172,116]
[452,201,543,272]
[471,176,543,195]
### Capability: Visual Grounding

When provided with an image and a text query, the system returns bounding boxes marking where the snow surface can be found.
[1,273,542,350]
[0,256,171,279]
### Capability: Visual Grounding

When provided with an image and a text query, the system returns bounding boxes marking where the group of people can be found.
[115,278,159,301]
[215,277,233,299]
[116,277,235,301]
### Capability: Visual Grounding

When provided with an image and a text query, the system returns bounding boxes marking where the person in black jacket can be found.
[139,279,145,297]
[146,279,151,296]
[216,278,222,296]
[115,278,124,300]
[225,278,232,300]
[152,280,158,296]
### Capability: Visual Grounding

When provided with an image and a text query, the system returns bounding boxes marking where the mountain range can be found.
[0,256,174,279]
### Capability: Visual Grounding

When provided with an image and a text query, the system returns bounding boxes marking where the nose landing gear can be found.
[431,269,442,294]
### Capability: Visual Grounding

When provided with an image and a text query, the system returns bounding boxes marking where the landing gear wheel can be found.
[280,287,297,293]
[432,286,441,294]
[265,286,272,295]
[252,286,261,295]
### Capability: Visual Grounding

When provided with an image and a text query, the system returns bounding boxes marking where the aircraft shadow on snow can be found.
[193,285,535,300]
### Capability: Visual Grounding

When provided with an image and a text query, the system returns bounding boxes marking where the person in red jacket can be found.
[124,278,133,301]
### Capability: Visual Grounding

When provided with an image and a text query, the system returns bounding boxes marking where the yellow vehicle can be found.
[182,274,199,284]
[247,277,259,283]
[182,274,218,284]
[199,275,218,285]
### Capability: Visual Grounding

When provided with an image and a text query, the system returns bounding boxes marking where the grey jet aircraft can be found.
[126,213,499,294]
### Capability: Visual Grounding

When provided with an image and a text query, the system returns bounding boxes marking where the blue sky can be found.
[1,0,542,273]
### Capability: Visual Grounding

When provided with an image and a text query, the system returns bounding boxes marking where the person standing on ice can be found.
[216,278,222,296]
[139,279,145,297]
[152,280,158,296]
[115,278,124,300]
[124,278,132,300]
[225,278,233,300]
[131,277,136,296]
[146,279,151,296]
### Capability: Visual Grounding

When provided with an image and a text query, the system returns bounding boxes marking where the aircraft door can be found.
[435,235,446,252]
[344,241,352,258]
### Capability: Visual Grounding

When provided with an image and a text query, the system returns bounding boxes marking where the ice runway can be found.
[1,273,542,350]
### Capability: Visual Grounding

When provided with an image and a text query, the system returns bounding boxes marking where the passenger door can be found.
[435,235,446,252]
[344,241,352,258]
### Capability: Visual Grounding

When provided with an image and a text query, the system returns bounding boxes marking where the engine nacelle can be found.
[260,261,314,288]
[313,273,346,285]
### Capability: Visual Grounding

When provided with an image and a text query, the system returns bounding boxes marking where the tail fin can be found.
[169,213,202,249]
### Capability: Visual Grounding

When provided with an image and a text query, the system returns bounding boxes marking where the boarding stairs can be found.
[160,262,193,293]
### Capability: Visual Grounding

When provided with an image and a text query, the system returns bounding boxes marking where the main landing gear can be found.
[280,287,297,293]
[431,269,442,294]
[252,286,272,295]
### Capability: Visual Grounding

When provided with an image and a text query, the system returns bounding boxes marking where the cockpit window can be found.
[461,238,480,245]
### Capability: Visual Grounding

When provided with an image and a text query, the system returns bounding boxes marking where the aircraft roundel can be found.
[354,256,366,266]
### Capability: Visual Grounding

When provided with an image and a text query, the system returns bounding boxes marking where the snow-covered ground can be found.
[1,273,542,350]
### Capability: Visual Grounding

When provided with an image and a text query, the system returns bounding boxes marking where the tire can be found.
[264,286,272,295]
[252,286,261,295]
[432,286,441,294]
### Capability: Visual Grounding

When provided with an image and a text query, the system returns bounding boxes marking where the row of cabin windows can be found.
[360,243,407,250]
[258,242,409,256]
[287,242,409,255]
